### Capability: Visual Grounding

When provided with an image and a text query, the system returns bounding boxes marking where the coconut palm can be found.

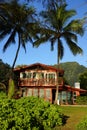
[41,0,66,9]
[34,3,84,103]
[26,0,66,10]
[0,0,38,69]
[26,0,65,6]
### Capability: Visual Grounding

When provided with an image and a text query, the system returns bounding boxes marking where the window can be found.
[22,72,26,78]
[39,89,44,98]
[20,73,23,78]
[33,72,36,79]
[27,73,32,78]
[27,89,32,96]
[33,89,38,97]
[20,72,27,78]
[46,89,51,98]
[22,88,26,97]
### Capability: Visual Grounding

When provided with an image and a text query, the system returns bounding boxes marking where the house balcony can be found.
[18,77,64,87]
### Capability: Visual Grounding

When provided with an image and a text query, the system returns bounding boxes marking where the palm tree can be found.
[0,0,40,98]
[0,0,38,69]
[34,3,84,104]
[26,0,66,11]
[41,0,66,9]
[26,0,65,6]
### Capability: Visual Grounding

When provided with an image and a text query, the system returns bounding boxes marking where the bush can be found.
[0,96,64,130]
[0,91,7,99]
[77,116,87,130]
[76,96,87,105]
[8,78,15,99]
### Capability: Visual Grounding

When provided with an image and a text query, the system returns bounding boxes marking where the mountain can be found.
[53,62,87,86]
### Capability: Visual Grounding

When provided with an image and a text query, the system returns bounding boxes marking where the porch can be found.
[18,77,64,87]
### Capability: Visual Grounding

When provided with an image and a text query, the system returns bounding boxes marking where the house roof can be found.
[14,62,64,74]
[64,85,87,93]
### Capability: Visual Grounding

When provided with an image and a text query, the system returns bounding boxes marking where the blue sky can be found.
[0,0,87,67]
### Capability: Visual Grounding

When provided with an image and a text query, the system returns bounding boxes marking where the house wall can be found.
[74,82,80,96]
[14,63,85,104]
[20,87,53,103]
[20,70,57,80]
[18,70,63,87]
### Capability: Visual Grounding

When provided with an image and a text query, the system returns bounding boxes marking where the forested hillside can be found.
[0,59,11,87]
[54,62,87,86]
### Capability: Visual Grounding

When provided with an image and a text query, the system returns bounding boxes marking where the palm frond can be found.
[58,38,64,59]
[21,41,27,53]
[50,37,56,51]
[33,35,50,47]
[62,10,76,26]
[3,29,16,52]
[63,31,77,42]
[65,37,83,55]
[64,19,84,36]
[0,0,38,67]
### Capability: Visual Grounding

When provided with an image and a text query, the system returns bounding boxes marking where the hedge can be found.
[0,93,64,130]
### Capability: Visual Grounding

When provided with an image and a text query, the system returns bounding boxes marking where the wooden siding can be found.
[18,77,64,87]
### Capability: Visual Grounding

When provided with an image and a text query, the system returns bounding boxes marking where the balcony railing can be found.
[18,78,63,86]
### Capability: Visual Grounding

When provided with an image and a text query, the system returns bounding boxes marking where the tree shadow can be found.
[62,115,69,125]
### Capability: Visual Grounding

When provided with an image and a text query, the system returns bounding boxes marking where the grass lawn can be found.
[55,105,87,130]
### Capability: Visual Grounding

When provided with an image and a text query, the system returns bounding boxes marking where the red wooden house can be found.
[14,63,87,104]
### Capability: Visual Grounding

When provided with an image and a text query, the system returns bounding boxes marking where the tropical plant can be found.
[0,82,6,92]
[0,59,11,87]
[0,96,64,129]
[0,0,40,97]
[40,0,66,9]
[26,0,66,7]
[8,78,15,98]
[54,62,87,86]
[34,3,84,103]
[79,71,87,90]
[0,0,38,69]
[76,96,87,105]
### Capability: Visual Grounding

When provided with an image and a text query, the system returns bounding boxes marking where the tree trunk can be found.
[12,33,21,69]
[55,38,60,104]
[8,34,21,98]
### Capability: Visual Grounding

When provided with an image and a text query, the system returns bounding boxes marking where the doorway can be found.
[52,89,56,103]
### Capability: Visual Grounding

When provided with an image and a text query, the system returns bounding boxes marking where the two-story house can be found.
[14,63,87,104]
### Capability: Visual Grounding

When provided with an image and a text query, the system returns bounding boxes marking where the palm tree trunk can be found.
[55,38,60,104]
[12,33,21,69]
[8,34,21,99]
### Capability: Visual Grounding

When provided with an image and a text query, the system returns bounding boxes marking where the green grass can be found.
[55,105,87,130]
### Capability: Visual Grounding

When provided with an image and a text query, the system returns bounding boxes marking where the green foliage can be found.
[0,82,6,92]
[77,116,87,130]
[76,96,87,105]
[8,78,15,99]
[0,0,38,68]
[54,62,87,86]
[79,72,87,90]
[0,59,11,87]
[0,96,64,130]
[0,91,7,99]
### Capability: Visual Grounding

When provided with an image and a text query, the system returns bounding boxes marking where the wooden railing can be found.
[18,78,64,86]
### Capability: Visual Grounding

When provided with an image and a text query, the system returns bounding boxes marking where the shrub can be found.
[77,116,87,130]
[0,91,7,99]
[0,96,64,130]
[8,78,15,99]
[76,96,87,105]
